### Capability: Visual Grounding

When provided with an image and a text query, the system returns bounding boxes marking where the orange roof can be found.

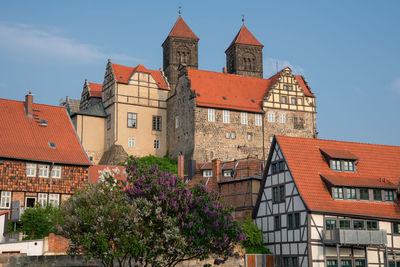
[0,98,90,165]
[188,69,271,113]
[88,82,102,98]
[88,165,126,183]
[228,25,263,48]
[167,16,199,40]
[275,136,400,219]
[188,69,314,112]
[320,147,359,160]
[111,63,168,90]
[320,174,398,189]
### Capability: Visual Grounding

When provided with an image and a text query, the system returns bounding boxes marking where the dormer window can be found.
[330,159,356,172]
[343,160,355,171]
[330,159,341,171]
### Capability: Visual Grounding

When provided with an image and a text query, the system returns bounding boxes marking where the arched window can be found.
[242,52,256,71]
[176,46,190,65]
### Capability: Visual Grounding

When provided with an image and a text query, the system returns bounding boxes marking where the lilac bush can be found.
[126,157,244,266]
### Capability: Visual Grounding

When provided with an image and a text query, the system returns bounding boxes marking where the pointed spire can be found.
[229,24,263,47]
[167,16,199,40]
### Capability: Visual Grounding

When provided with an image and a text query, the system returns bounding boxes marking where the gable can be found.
[263,67,315,113]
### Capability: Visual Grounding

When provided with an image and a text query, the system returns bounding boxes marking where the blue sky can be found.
[1,1,399,146]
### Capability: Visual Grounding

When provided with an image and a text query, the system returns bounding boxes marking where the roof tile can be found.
[167,16,199,40]
[276,136,400,219]
[111,63,168,90]
[0,98,90,165]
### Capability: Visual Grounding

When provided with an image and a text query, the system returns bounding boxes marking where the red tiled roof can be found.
[88,165,126,183]
[167,16,199,40]
[228,25,263,48]
[187,69,314,112]
[88,82,102,98]
[320,147,359,160]
[188,69,272,113]
[276,136,400,219]
[294,75,314,97]
[0,98,90,165]
[111,63,168,90]
[320,174,398,189]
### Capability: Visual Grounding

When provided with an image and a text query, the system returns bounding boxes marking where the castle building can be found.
[73,15,317,165]
[71,61,170,164]
[254,135,400,267]
[166,17,317,163]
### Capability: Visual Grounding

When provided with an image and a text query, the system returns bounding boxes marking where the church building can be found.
[166,16,317,163]
[72,15,317,165]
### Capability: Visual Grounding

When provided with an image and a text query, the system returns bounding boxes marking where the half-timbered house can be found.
[0,94,91,213]
[254,135,400,267]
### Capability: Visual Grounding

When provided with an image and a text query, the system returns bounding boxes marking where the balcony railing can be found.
[323,229,387,246]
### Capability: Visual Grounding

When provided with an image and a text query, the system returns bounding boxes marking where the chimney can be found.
[222,67,227,74]
[25,92,33,118]
[212,159,221,183]
[187,159,196,180]
[178,155,184,178]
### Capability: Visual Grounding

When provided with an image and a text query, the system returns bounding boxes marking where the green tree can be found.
[59,167,184,267]
[19,204,62,240]
[126,157,245,266]
[133,155,178,174]
[241,215,270,254]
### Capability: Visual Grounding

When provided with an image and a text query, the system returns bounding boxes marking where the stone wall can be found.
[194,107,264,162]
[167,76,196,163]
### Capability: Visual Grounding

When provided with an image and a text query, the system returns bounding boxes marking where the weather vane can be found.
[178,6,182,15]
[242,14,245,24]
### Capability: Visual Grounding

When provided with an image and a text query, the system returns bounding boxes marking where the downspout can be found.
[262,110,265,164]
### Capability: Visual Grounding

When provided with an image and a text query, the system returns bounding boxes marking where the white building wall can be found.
[309,213,400,267]
[256,141,309,267]
[0,240,44,256]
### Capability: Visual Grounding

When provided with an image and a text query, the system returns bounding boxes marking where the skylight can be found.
[48,142,56,149]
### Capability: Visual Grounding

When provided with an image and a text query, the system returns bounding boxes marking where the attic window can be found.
[222,96,227,100]
[251,99,255,103]
[40,120,47,127]
[48,142,56,149]
[196,93,200,97]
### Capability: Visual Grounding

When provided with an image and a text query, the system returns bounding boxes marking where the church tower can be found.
[162,16,199,90]
[225,24,264,78]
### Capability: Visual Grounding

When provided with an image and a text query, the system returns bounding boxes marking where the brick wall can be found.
[44,233,70,255]
[0,159,88,194]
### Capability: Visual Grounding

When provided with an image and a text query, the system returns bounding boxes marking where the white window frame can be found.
[223,170,232,177]
[38,193,48,207]
[175,116,179,128]
[281,96,287,104]
[268,112,275,122]
[0,191,11,209]
[49,194,60,207]
[208,109,215,122]
[51,166,61,179]
[222,110,230,124]
[255,114,262,126]
[39,165,49,178]
[247,133,253,141]
[203,170,212,178]
[26,163,36,177]
[241,112,248,125]
[154,139,160,149]
[225,132,230,139]
[128,137,135,148]
[127,112,137,128]
[280,113,286,123]
[231,132,236,139]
